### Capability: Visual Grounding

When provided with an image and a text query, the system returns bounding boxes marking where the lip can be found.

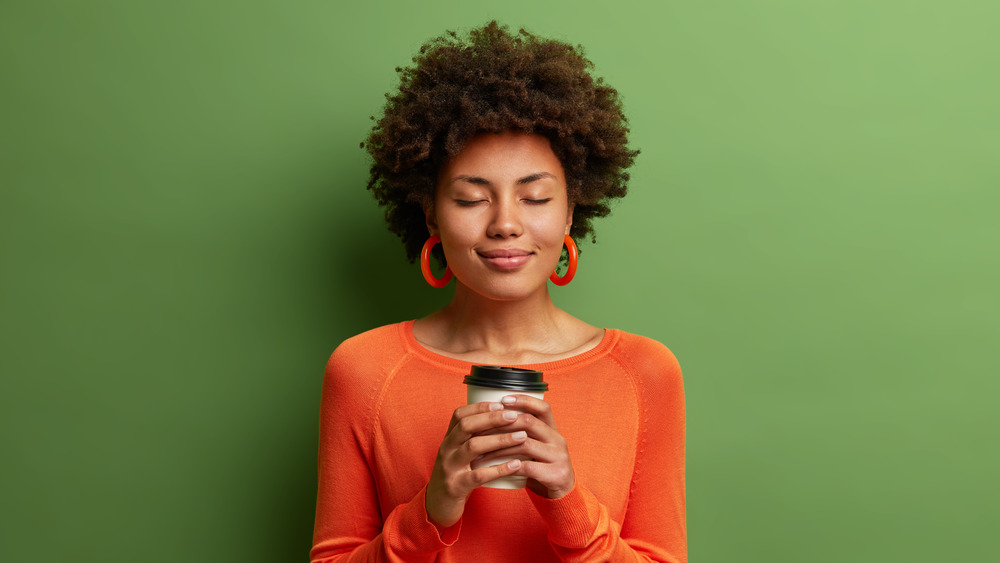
[477,248,533,270]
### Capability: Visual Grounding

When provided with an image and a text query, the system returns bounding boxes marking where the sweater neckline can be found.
[398,319,620,374]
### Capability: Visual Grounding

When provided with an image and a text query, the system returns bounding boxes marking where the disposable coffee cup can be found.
[464,365,547,489]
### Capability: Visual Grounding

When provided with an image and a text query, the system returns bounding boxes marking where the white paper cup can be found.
[464,366,547,489]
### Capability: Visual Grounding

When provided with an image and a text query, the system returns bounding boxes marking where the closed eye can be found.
[455,199,486,206]
[524,198,552,204]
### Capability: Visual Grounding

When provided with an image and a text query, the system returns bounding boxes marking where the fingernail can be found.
[512,431,527,440]
[489,402,503,411]
[508,459,521,469]
[501,396,517,405]
[502,410,517,421]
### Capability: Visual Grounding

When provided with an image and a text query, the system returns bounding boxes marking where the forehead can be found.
[439,131,565,182]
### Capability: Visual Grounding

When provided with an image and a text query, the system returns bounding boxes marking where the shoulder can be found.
[606,330,684,397]
[608,331,686,427]
[324,322,410,387]
[330,322,404,359]
[609,330,682,377]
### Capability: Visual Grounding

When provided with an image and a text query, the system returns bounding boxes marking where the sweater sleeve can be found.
[310,339,460,562]
[528,340,687,563]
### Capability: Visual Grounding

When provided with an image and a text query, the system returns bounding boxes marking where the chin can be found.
[463,275,549,302]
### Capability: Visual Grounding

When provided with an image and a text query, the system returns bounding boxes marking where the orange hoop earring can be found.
[549,235,578,286]
[420,235,453,288]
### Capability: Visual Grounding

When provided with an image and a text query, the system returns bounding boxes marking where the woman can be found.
[312,22,686,562]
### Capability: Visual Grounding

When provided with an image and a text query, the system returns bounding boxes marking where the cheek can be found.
[535,209,572,239]
[439,218,476,245]
[437,218,478,261]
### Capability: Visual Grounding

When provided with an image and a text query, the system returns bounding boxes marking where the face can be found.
[427,131,573,301]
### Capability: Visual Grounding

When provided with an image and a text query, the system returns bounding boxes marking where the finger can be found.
[500,394,556,427]
[477,433,564,466]
[513,459,575,499]
[460,430,527,464]
[451,401,503,420]
[496,411,562,446]
[448,408,520,445]
[475,439,534,465]
[466,459,523,488]
[448,401,503,429]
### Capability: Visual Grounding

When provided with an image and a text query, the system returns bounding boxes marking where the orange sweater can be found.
[311,321,686,562]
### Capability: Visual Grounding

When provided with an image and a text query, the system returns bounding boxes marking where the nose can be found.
[485,197,523,239]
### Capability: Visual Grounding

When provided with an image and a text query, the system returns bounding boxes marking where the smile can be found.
[477,249,533,270]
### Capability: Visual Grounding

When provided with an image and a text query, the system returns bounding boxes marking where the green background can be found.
[2,1,997,561]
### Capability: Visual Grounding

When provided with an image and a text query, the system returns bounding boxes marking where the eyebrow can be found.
[449,172,557,186]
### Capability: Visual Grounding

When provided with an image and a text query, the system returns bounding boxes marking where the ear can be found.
[424,202,439,237]
[565,202,575,235]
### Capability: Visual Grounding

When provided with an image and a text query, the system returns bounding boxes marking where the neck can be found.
[422,281,571,363]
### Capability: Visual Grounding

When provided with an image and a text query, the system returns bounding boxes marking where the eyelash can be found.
[455,198,551,206]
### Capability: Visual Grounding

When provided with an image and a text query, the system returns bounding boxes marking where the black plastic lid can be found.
[463,365,547,392]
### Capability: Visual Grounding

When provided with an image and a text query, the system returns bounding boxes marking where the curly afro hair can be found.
[364,21,639,263]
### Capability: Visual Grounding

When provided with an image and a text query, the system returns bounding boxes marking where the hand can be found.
[425,401,529,528]
[476,394,576,500]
